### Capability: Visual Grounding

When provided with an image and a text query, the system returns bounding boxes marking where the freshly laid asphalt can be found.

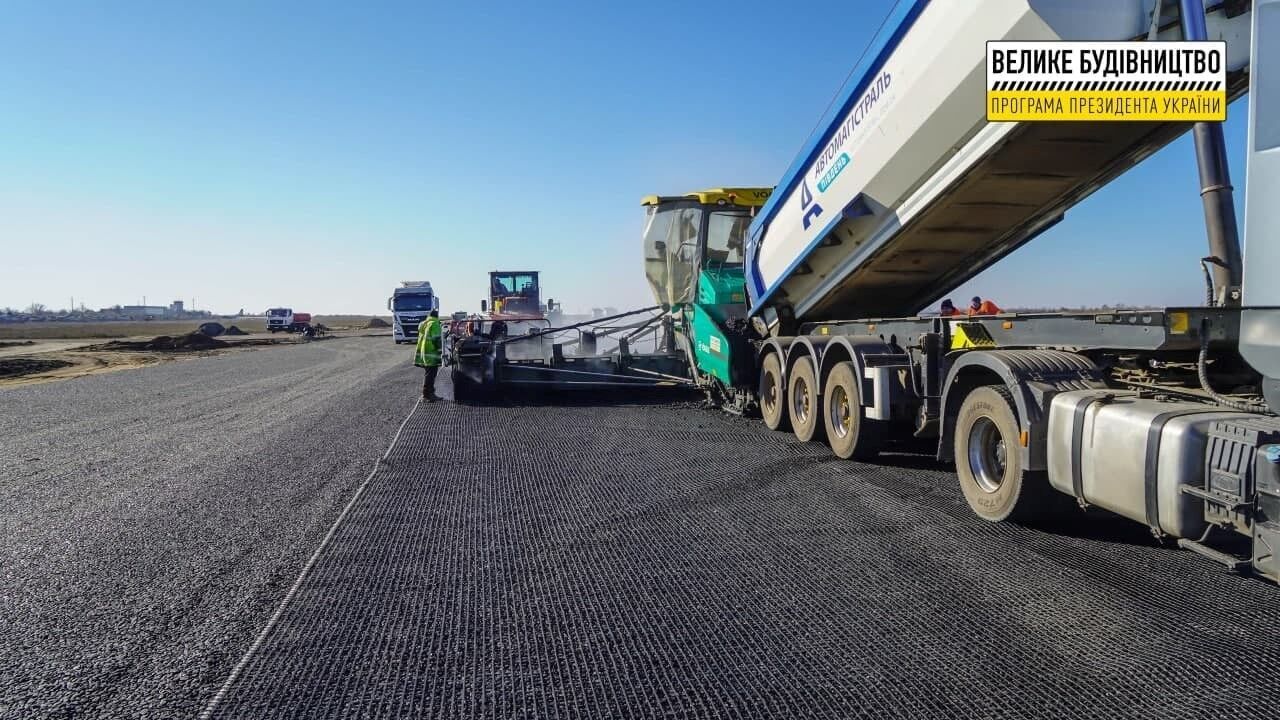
[4,336,1279,720]
[0,337,418,719]
[210,371,1279,718]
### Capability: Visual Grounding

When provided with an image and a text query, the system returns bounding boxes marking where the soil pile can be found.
[0,357,73,378]
[0,341,36,349]
[148,333,229,351]
[365,318,391,328]
[90,333,230,353]
[223,326,249,336]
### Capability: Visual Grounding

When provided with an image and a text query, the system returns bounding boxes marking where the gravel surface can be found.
[0,337,419,719]
[206,386,1280,719]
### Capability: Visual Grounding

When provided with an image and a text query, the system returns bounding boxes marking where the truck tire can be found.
[823,361,883,460]
[787,356,824,442]
[953,385,1051,523]
[759,352,789,431]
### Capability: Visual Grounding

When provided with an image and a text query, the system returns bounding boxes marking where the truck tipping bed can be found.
[744,0,1252,328]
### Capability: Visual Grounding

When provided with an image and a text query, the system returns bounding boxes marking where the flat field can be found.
[0,315,391,340]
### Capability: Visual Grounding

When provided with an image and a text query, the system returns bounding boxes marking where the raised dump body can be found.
[744,0,1251,331]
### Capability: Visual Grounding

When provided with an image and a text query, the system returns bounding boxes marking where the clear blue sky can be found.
[0,0,1251,316]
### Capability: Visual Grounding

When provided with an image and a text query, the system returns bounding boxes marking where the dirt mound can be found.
[150,333,229,351]
[223,326,249,336]
[91,333,230,353]
[0,340,36,349]
[365,317,391,328]
[197,322,226,337]
[0,357,73,378]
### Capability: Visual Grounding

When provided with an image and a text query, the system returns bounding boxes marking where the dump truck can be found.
[266,308,315,333]
[266,307,293,333]
[643,0,1280,582]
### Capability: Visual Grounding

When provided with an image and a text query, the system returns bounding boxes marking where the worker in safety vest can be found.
[415,310,444,402]
[939,298,963,317]
[967,296,1003,316]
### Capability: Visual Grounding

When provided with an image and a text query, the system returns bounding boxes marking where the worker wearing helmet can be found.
[968,296,1003,316]
[939,299,962,317]
[415,309,444,402]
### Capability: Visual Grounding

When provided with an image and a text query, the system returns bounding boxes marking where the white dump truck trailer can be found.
[645,0,1280,582]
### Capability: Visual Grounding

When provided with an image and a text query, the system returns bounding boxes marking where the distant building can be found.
[120,305,168,319]
[170,300,184,315]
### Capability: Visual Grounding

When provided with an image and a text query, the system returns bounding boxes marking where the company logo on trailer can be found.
[800,179,822,231]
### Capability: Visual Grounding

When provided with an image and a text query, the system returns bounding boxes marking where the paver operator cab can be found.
[486,271,543,317]
[643,0,1280,583]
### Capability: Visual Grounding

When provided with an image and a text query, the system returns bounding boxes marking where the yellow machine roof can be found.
[640,187,773,208]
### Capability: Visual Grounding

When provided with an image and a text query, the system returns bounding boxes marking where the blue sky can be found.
[0,0,1251,315]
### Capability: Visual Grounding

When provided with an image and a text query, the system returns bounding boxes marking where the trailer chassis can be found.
[755,307,1280,582]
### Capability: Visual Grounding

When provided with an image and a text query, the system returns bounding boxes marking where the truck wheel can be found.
[823,362,883,460]
[759,352,789,431]
[787,356,824,442]
[954,385,1050,523]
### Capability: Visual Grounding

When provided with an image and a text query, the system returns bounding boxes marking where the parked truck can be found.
[267,308,315,334]
[388,282,440,344]
[266,307,293,333]
[643,0,1280,582]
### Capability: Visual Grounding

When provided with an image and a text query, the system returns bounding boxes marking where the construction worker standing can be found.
[415,309,444,402]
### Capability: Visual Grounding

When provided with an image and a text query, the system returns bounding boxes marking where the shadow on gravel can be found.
[863,449,1163,548]
[452,386,705,408]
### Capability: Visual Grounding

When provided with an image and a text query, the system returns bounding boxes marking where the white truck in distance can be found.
[388,282,440,344]
[266,307,292,332]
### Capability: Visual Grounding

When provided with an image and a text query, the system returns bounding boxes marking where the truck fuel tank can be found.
[1046,390,1251,538]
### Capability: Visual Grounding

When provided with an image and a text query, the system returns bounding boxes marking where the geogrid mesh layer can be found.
[208,386,1280,719]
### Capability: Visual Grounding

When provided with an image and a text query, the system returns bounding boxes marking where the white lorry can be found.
[266,307,293,333]
[388,282,440,344]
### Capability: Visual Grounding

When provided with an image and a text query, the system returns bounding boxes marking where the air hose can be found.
[1198,317,1270,413]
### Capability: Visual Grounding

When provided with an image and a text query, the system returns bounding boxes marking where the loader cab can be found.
[640,188,771,308]
[488,271,542,316]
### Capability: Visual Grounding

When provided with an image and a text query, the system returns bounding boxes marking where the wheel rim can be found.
[828,385,852,439]
[791,375,810,424]
[967,417,1007,493]
[761,370,779,416]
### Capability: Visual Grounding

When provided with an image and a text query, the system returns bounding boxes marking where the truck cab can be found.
[266,307,293,333]
[388,282,439,344]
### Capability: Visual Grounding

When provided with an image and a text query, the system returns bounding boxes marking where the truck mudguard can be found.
[939,349,1106,469]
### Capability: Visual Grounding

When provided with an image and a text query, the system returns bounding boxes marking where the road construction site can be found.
[0,317,391,389]
[3,336,1277,720]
